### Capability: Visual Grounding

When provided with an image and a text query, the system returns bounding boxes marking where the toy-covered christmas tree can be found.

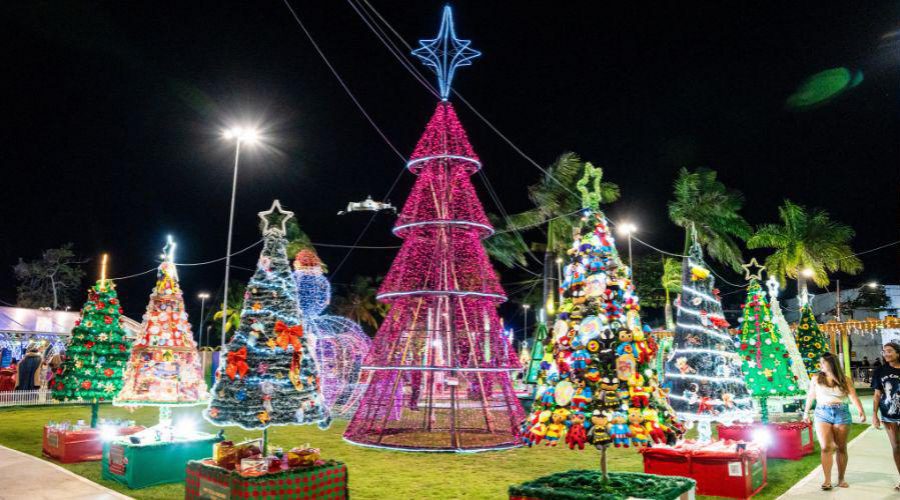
[765,276,810,392]
[205,200,330,431]
[53,255,132,427]
[522,165,682,480]
[796,304,829,376]
[735,262,802,423]
[115,237,208,416]
[344,6,524,451]
[664,238,753,442]
[292,249,371,418]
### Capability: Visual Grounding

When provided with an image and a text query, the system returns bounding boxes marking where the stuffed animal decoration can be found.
[570,380,592,410]
[545,408,570,446]
[565,411,588,450]
[522,410,551,447]
[642,408,669,444]
[627,408,650,447]
[609,411,632,447]
[628,373,650,408]
[587,410,613,449]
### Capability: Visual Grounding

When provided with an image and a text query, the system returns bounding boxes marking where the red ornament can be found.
[85,341,95,349]
[103,315,113,325]
[97,302,106,309]
[104,368,114,377]
[81,380,92,390]
[56,382,64,391]
[118,344,126,352]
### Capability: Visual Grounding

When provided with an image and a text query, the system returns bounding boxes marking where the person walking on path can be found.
[872,342,900,491]
[803,352,866,490]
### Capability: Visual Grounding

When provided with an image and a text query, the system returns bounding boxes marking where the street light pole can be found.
[197,292,209,347]
[618,222,637,272]
[522,304,531,347]
[220,127,258,351]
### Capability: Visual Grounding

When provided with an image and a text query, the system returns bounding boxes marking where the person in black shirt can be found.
[872,342,900,491]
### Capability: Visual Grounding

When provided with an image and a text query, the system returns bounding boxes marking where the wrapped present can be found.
[642,440,766,499]
[213,441,238,470]
[717,421,812,460]
[43,424,144,463]
[185,459,348,500]
[239,457,268,477]
[287,446,320,467]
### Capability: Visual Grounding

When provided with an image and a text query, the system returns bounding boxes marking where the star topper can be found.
[160,234,176,262]
[741,258,766,280]
[576,163,605,211]
[412,5,481,101]
[258,199,294,236]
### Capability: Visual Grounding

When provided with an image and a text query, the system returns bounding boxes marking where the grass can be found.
[0,404,867,499]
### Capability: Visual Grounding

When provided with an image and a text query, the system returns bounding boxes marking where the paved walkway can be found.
[779,425,900,499]
[0,445,131,500]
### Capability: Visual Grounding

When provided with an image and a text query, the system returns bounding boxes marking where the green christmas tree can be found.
[53,259,132,427]
[796,304,829,376]
[736,279,803,422]
[205,200,330,432]
[525,321,549,385]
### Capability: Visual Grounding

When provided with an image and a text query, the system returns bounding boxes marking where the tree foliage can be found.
[13,243,86,309]
[668,167,751,271]
[333,275,386,334]
[747,200,862,287]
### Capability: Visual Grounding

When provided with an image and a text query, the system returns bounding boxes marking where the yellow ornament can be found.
[690,266,710,281]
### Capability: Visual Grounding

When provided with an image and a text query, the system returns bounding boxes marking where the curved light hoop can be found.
[376,289,506,301]
[361,366,520,372]
[406,154,481,173]
[393,219,494,236]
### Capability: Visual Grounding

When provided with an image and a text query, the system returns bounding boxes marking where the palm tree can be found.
[492,152,620,310]
[668,167,751,272]
[662,257,682,330]
[212,281,246,345]
[482,213,530,269]
[333,275,385,333]
[747,199,862,300]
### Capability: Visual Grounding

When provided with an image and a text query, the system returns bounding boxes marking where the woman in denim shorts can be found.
[803,353,866,490]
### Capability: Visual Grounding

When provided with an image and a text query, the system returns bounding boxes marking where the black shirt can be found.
[871,364,900,420]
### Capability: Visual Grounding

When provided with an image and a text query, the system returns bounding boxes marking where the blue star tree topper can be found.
[412,5,481,100]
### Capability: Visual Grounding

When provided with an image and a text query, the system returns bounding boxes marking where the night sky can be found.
[2,2,898,334]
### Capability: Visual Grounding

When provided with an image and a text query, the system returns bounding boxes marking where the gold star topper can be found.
[741,258,765,280]
[258,199,294,236]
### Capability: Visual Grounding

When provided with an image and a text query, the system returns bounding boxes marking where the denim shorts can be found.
[815,404,852,425]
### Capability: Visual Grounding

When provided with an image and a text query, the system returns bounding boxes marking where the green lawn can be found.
[0,404,867,499]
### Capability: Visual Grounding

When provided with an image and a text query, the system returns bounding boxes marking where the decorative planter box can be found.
[42,425,143,463]
[102,434,220,489]
[185,459,348,500]
[642,441,766,499]
[509,470,696,500]
[717,422,812,460]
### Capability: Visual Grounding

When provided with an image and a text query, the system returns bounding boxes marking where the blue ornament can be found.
[236,390,246,402]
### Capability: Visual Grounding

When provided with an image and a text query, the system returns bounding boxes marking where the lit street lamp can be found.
[197,292,210,347]
[618,222,637,271]
[522,304,531,346]
[220,126,258,350]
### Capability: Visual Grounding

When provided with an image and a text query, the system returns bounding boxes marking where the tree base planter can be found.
[716,421,812,460]
[42,425,144,463]
[641,441,766,499]
[508,471,696,500]
[185,459,348,499]
[102,433,221,489]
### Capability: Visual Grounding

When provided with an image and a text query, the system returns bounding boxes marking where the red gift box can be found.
[42,425,144,463]
[185,459,348,500]
[642,440,766,499]
[717,421,813,460]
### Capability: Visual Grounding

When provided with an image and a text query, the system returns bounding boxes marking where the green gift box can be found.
[102,433,221,489]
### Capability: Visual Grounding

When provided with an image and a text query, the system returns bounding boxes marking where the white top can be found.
[811,376,849,406]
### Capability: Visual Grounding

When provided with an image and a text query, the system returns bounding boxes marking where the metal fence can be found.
[0,389,82,407]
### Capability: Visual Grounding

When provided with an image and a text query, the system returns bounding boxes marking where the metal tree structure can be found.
[343,6,524,451]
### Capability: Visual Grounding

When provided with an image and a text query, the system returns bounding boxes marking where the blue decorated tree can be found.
[205,201,330,434]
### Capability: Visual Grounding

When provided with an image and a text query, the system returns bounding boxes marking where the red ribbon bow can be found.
[226,347,249,380]
[274,321,303,351]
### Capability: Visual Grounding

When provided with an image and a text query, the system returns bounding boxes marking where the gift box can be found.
[213,438,262,470]
[185,459,348,499]
[102,433,221,489]
[642,440,766,499]
[509,470,696,500]
[716,421,812,460]
[42,425,144,463]
[239,457,268,477]
[287,447,321,468]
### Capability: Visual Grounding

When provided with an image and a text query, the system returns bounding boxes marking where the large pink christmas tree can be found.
[344,6,524,452]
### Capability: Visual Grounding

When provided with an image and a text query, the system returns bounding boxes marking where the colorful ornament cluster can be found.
[115,240,208,405]
[664,242,753,427]
[735,280,802,402]
[52,280,132,401]
[292,249,371,418]
[796,304,829,376]
[205,201,330,430]
[523,205,683,451]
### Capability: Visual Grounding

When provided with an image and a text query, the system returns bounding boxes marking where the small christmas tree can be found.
[796,304,829,376]
[765,277,810,392]
[53,255,132,427]
[523,165,682,480]
[525,320,549,385]
[735,278,803,422]
[115,237,208,418]
[664,240,753,442]
[205,201,330,432]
